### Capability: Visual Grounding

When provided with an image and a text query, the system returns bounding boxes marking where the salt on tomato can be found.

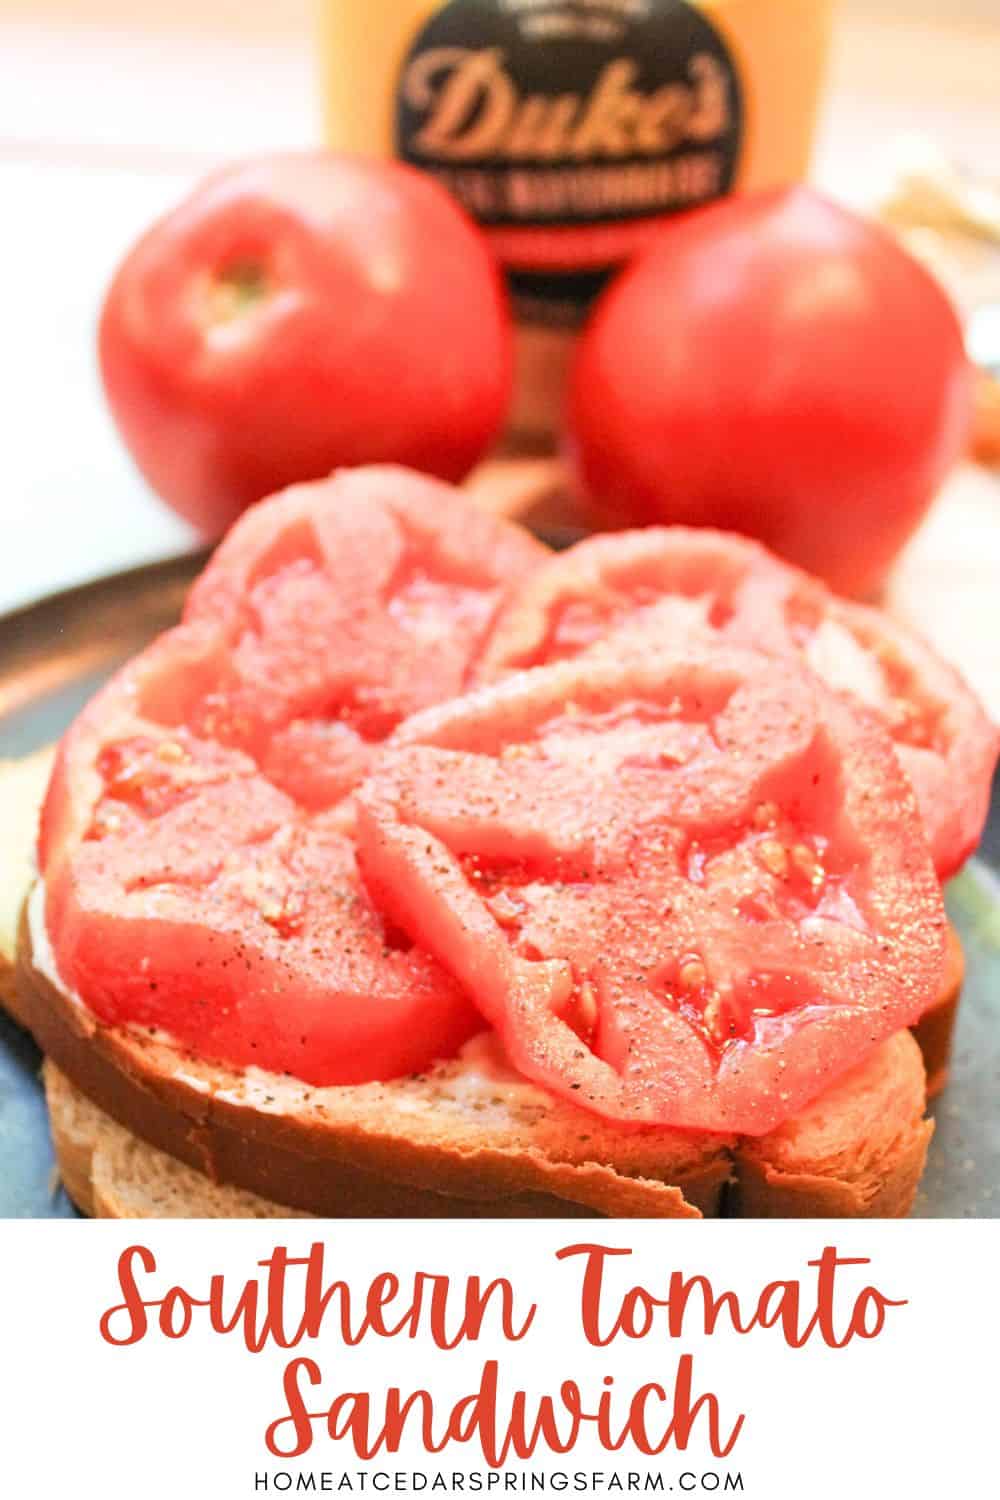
[356,648,948,1135]
[39,623,482,1084]
[37,466,551,1085]
[478,527,998,880]
[181,466,547,808]
[475,526,782,675]
[759,581,999,881]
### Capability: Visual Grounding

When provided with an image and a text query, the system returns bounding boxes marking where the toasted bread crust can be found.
[0,962,28,1029]
[45,1059,100,1217]
[18,899,934,1218]
[733,1030,934,1217]
[734,1129,932,1218]
[46,1035,933,1221]
[0,747,57,1028]
[45,1061,304,1219]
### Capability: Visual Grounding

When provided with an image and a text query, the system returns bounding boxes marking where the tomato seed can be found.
[756,839,788,877]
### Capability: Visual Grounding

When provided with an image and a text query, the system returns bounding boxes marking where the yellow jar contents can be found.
[320,0,834,445]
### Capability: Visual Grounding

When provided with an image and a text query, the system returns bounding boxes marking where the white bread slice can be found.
[735,1029,932,1216]
[44,1062,307,1218]
[0,749,949,1218]
[42,1031,932,1220]
[0,748,56,1026]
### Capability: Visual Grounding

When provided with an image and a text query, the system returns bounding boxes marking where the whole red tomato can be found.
[568,188,972,596]
[99,153,512,535]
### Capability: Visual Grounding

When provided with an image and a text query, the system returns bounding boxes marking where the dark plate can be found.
[1,554,997,1217]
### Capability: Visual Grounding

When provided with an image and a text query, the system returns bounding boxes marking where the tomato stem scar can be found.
[206,261,270,323]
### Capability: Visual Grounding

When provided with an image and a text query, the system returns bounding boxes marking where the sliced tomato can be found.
[181,465,548,807]
[37,464,547,1083]
[476,528,783,674]
[765,585,999,880]
[356,649,948,1135]
[39,620,481,1084]
[45,802,480,1085]
[478,528,998,878]
[39,621,236,875]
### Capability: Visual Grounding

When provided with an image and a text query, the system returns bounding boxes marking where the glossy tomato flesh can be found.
[39,469,547,1083]
[477,527,999,879]
[178,466,548,807]
[357,649,948,1135]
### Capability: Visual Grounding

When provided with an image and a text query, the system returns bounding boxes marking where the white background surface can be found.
[2,9,1000,616]
[3,1219,996,1498]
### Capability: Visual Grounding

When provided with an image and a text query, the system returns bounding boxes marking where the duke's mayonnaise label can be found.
[320,0,833,440]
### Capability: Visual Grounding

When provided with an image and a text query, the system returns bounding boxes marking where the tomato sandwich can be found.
[3,467,993,1218]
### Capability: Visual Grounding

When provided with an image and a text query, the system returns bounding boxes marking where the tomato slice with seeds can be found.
[37,465,547,1083]
[181,465,547,807]
[770,586,998,879]
[476,528,777,675]
[478,528,998,879]
[40,621,234,873]
[39,626,481,1082]
[356,648,947,1134]
[45,802,480,1084]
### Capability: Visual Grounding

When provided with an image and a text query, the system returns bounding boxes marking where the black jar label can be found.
[395,0,743,239]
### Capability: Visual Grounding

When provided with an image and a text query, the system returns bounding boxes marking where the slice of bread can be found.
[0,748,958,1219]
[0,748,56,1027]
[41,1029,932,1220]
[734,1030,933,1217]
[44,1062,308,1218]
